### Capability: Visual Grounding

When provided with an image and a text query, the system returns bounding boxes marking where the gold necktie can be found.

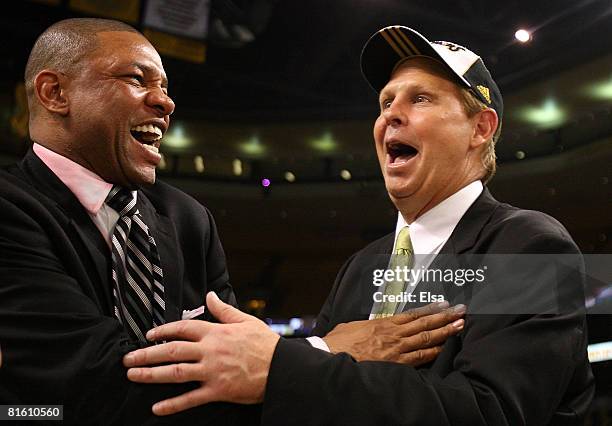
[372,226,413,318]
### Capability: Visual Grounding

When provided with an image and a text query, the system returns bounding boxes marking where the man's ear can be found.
[33,70,70,116]
[470,109,498,148]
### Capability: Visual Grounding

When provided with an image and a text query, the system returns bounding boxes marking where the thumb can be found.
[206,291,253,324]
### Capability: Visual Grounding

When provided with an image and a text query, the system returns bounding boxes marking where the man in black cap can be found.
[124,26,594,425]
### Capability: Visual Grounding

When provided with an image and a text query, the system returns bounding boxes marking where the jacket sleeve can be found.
[202,206,237,312]
[311,252,358,337]
[261,231,593,426]
[0,176,246,425]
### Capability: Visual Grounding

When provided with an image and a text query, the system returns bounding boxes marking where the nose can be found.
[382,100,405,127]
[146,87,175,117]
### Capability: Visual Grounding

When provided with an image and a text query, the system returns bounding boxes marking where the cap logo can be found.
[432,40,466,53]
[477,85,491,104]
[380,27,421,59]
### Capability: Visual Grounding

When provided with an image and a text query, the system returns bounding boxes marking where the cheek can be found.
[424,114,469,151]
[372,122,387,168]
[373,118,385,147]
[441,107,474,138]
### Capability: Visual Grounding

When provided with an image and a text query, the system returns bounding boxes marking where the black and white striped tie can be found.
[106,186,165,343]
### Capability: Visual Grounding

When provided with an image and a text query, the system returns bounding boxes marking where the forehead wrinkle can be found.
[379,81,430,102]
[380,61,461,103]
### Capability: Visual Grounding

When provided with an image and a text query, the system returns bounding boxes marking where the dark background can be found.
[0,1,611,423]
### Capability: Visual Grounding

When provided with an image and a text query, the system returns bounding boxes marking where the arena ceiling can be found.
[0,0,611,315]
[1,0,611,183]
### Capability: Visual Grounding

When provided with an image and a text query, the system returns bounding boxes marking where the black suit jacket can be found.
[0,149,253,425]
[262,188,594,425]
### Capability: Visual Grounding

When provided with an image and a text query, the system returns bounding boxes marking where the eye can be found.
[414,95,430,103]
[381,99,393,110]
[126,74,145,85]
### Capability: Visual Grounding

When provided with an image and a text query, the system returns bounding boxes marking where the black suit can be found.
[0,149,254,425]
[262,188,594,425]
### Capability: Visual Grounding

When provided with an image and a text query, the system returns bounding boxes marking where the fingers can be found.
[146,319,210,343]
[391,301,449,324]
[206,292,253,324]
[127,362,204,384]
[397,346,443,366]
[398,304,466,337]
[123,341,202,367]
[152,387,216,416]
[399,318,464,353]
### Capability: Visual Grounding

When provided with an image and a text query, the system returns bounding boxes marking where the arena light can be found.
[519,98,567,128]
[585,77,612,100]
[284,171,296,182]
[194,155,205,173]
[232,158,243,176]
[239,136,266,156]
[515,29,531,43]
[310,132,337,152]
[163,123,192,149]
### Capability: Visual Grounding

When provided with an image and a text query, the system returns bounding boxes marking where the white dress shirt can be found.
[308,180,483,351]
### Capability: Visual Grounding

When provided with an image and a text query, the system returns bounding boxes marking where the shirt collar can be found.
[33,143,116,214]
[394,180,483,254]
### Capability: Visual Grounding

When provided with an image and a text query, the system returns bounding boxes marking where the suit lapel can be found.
[136,191,183,323]
[364,233,396,317]
[15,149,184,323]
[16,149,114,312]
[407,188,500,308]
[439,187,500,256]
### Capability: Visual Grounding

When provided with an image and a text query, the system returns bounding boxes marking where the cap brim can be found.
[360,26,470,93]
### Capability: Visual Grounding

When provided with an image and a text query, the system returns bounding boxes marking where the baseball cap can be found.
[360,25,503,124]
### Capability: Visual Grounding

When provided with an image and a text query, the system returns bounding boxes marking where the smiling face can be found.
[64,31,175,188]
[373,57,486,221]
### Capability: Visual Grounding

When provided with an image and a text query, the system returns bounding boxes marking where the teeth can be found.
[131,124,163,140]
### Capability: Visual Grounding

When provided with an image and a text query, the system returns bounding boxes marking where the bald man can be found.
[0,18,248,425]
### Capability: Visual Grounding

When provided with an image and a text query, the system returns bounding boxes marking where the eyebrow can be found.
[131,62,169,88]
[379,83,431,101]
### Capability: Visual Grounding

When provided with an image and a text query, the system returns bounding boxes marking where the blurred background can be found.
[1,0,611,423]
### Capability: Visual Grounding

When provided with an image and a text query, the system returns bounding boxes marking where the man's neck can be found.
[397,178,482,224]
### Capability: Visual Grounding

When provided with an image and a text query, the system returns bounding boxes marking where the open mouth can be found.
[387,142,418,164]
[130,124,163,147]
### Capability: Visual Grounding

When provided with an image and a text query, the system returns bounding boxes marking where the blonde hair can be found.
[459,88,502,183]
